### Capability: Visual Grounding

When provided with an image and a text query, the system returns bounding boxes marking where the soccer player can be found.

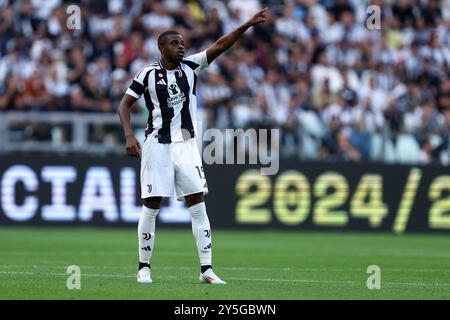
[118,8,268,285]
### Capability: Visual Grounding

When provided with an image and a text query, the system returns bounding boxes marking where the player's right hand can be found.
[125,135,141,158]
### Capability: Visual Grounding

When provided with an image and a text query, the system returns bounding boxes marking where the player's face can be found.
[161,34,185,62]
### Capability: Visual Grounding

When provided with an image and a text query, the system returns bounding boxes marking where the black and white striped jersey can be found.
[125,50,209,143]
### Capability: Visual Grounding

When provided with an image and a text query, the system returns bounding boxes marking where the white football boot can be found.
[199,268,227,285]
[137,266,152,284]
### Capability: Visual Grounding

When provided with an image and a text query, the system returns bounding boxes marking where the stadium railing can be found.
[0,111,147,154]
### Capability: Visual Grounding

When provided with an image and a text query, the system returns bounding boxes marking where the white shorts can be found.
[140,138,208,201]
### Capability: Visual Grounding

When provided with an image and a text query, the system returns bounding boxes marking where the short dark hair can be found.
[158,30,181,47]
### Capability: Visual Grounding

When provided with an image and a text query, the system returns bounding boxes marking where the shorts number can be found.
[195,166,205,179]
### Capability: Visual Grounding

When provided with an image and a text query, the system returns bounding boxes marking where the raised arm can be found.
[206,8,268,64]
[118,94,141,158]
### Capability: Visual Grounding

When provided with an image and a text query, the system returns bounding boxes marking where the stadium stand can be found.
[0,0,449,164]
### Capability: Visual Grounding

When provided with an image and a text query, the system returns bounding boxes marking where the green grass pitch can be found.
[0,227,449,300]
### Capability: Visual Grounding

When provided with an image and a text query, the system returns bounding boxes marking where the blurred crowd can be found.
[0,0,449,164]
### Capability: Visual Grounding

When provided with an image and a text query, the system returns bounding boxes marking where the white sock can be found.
[138,206,159,264]
[188,202,212,266]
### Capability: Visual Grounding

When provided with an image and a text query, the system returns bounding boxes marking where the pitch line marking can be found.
[3,251,450,259]
[0,251,192,256]
[227,277,450,288]
[3,265,450,274]
[2,271,450,288]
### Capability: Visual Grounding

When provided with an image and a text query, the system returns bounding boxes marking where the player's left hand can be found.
[246,8,268,27]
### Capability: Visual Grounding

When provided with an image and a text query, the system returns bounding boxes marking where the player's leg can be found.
[136,197,162,284]
[137,140,174,283]
[173,138,226,284]
[185,192,211,269]
[184,192,226,285]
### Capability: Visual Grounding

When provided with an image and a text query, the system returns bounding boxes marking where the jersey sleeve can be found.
[125,66,148,99]
[182,50,209,75]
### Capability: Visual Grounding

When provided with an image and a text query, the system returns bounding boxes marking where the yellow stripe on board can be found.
[393,168,422,234]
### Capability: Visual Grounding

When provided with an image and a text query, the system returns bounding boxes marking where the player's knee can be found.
[143,197,162,210]
[185,193,204,207]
